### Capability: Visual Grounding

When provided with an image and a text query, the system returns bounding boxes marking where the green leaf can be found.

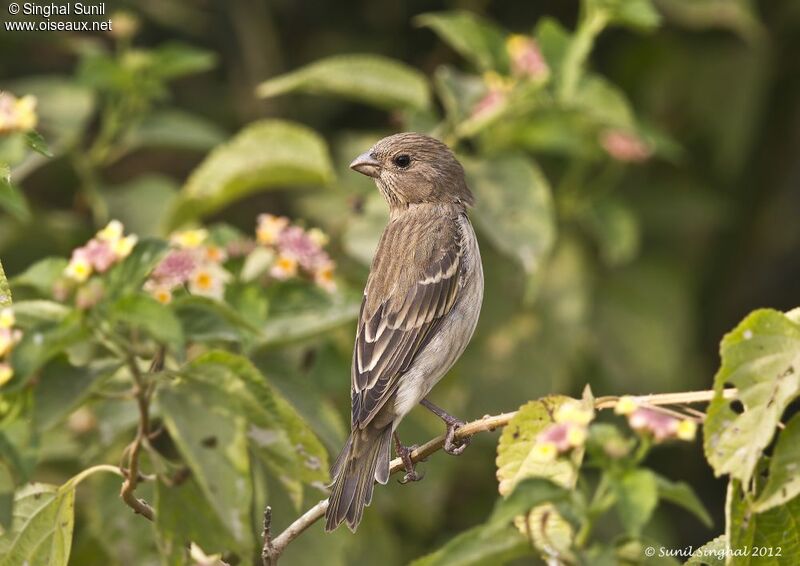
[173,295,260,343]
[7,301,69,327]
[0,466,12,530]
[703,309,800,485]
[411,478,569,566]
[158,382,253,554]
[256,54,430,111]
[104,175,179,238]
[179,352,329,494]
[587,0,661,31]
[120,109,226,153]
[104,238,169,299]
[0,259,10,307]
[488,478,571,533]
[496,396,585,495]
[149,42,217,79]
[10,258,68,296]
[612,469,658,535]
[582,197,641,266]
[464,155,556,291]
[108,293,184,350]
[409,523,529,566]
[0,170,31,222]
[0,483,75,566]
[155,477,238,561]
[258,290,360,347]
[727,480,800,565]
[33,357,120,431]
[24,131,52,158]
[655,475,713,528]
[754,413,800,512]
[415,11,509,72]
[685,535,727,566]
[654,0,764,43]
[169,120,334,227]
[9,313,88,389]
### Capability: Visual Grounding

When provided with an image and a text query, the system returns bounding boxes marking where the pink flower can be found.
[83,239,117,273]
[628,407,679,441]
[277,226,330,272]
[536,422,587,453]
[506,35,548,79]
[151,249,197,288]
[600,129,652,162]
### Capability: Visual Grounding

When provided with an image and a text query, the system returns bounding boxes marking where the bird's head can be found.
[349,133,474,208]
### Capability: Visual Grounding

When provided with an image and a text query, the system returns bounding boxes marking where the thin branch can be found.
[261,387,737,564]
[118,347,164,521]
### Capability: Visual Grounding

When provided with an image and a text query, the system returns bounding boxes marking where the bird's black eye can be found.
[393,154,411,168]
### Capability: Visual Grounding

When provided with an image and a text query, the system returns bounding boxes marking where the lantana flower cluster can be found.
[532,400,595,461]
[615,396,697,442]
[0,92,38,134]
[145,228,231,303]
[0,308,22,387]
[62,220,138,307]
[471,35,549,120]
[255,214,336,292]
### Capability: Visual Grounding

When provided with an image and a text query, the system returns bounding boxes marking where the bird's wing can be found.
[351,211,463,428]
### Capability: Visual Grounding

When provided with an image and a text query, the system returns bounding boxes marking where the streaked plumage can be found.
[325,133,484,532]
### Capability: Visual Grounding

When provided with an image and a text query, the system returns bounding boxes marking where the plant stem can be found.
[261,387,736,564]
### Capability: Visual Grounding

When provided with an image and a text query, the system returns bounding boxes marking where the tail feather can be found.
[325,426,392,532]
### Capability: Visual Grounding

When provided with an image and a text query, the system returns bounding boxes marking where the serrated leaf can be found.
[121,109,226,153]
[258,290,360,347]
[108,293,184,350]
[143,41,217,80]
[685,535,727,565]
[158,382,253,554]
[655,475,713,528]
[411,478,568,566]
[10,258,68,296]
[9,312,88,390]
[33,357,120,431]
[169,120,333,227]
[496,396,583,496]
[410,524,529,566]
[703,309,800,485]
[24,131,52,158]
[588,0,661,31]
[612,469,658,535]
[104,238,169,299]
[415,11,509,72]
[0,259,10,307]
[465,155,556,291]
[0,483,74,566]
[727,480,800,565]
[0,173,31,222]
[179,352,329,498]
[754,413,800,512]
[173,295,260,343]
[155,477,238,562]
[257,54,430,111]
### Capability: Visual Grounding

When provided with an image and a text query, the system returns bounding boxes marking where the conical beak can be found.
[349,151,381,178]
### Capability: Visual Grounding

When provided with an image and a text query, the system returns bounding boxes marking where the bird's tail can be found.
[325,425,392,532]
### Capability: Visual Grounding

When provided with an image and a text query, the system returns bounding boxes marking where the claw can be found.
[444,423,470,455]
[398,470,424,484]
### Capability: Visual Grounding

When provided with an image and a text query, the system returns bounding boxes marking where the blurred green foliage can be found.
[1,0,800,564]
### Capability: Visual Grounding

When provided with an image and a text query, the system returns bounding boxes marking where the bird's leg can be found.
[420,398,471,456]
[393,433,423,484]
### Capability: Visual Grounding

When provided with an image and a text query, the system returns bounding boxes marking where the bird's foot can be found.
[394,435,423,484]
[420,398,471,456]
[444,420,470,455]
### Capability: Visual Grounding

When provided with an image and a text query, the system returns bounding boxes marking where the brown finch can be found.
[325,133,484,532]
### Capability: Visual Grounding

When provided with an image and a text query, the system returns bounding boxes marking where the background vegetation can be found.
[1,0,799,564]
